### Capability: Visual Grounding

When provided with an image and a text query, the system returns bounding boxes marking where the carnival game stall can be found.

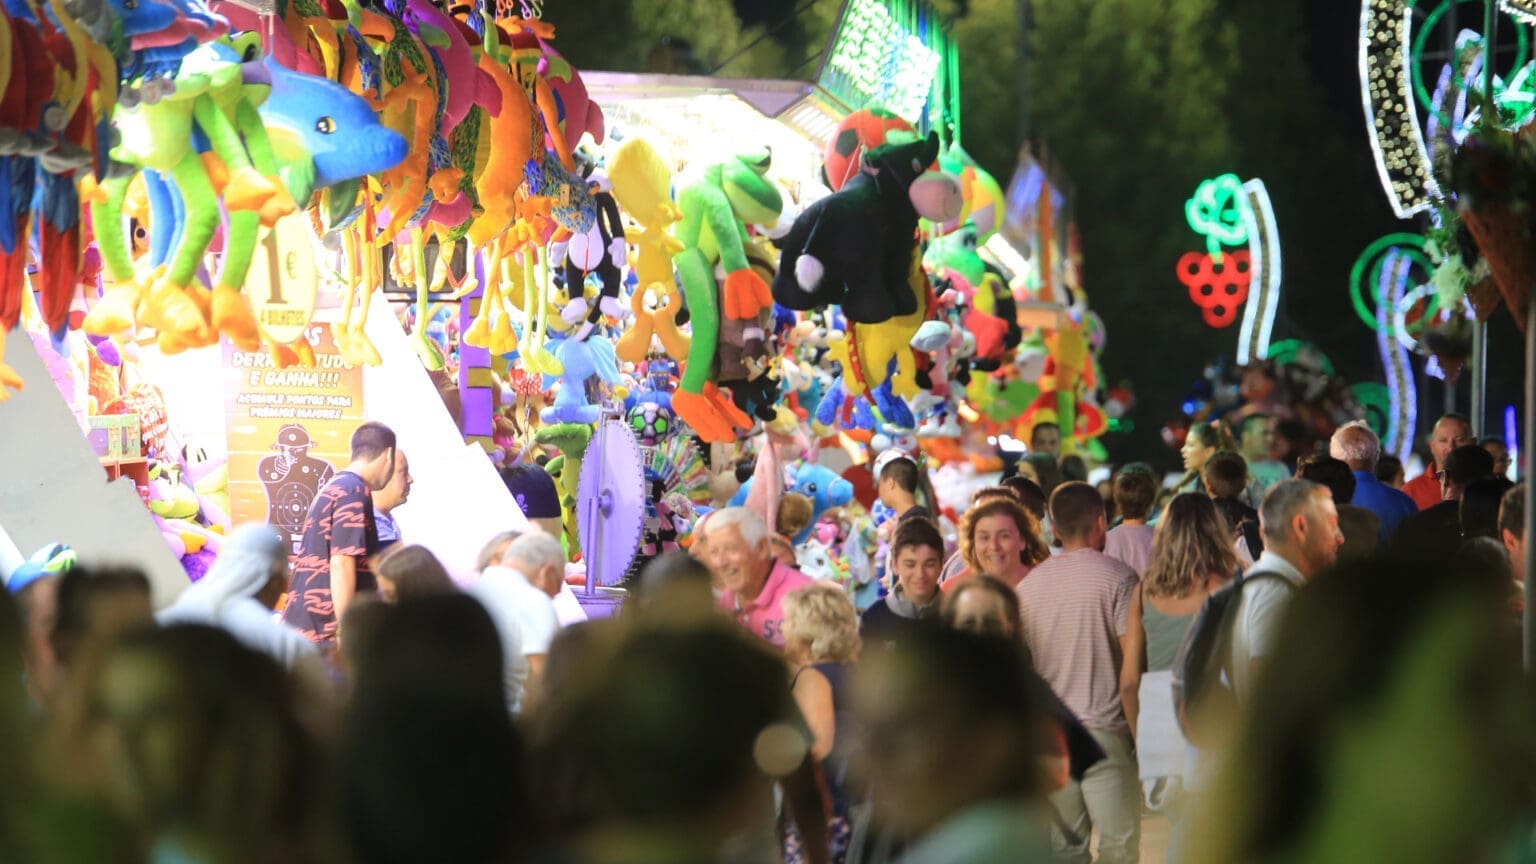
[0,0,1113,609]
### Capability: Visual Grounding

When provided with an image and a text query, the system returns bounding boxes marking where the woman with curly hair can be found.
[1119,494,1236,842]
[943,496,1051,594]
[780,582,863,864]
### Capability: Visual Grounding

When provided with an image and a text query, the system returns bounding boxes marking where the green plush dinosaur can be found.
[670,148,782,443]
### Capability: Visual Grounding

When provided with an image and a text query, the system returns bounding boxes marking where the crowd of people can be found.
[1,413,1532,864]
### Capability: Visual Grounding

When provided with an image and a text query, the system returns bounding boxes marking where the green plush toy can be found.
[671,148,782,443]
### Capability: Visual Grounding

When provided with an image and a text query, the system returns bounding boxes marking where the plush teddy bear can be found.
[772,133,962,324]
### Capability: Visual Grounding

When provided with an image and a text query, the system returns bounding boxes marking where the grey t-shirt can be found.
[1230,552,1303,701]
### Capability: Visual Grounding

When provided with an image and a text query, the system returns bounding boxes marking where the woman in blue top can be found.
[780,582,863,864]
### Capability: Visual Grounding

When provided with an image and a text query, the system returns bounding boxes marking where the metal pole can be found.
[1473,322,1487,435]
[1484,0,1498,107]
[1523,300,1535,671]
[1475,0,1496,438]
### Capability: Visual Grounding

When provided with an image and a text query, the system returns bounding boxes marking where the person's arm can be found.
[792,666,837,762]
[331,555,358,623]
[1119,585,1144,739]
[523,653,548,708]
[783,753,831,864]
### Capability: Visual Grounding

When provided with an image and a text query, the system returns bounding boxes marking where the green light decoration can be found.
[1410,5,1534,132]
[821,0,952,128]
[1352,381,1394,442]
[1348,233,1440,331]
[1184,174,1249,262]
[1265,339,1336,377]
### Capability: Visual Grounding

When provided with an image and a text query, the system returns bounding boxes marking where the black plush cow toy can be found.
[772,132,962,324]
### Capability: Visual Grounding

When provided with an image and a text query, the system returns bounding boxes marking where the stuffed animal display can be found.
[1,0,1117,584]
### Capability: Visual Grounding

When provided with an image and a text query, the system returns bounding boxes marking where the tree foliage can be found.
[1025,0,1243,460]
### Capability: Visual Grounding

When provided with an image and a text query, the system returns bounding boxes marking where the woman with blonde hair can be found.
[781,582,862,864]
[945,496,1051,594]
[1120,494,1236,845]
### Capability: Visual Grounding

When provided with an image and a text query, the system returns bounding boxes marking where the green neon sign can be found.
[821,0,951,126]
[1185,174,1249,261]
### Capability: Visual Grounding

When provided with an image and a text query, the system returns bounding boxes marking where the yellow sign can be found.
[246,212,319,345]
[222,326,364,552]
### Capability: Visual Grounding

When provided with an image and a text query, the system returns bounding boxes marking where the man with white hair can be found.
[469,531,567,712]
[705,506,814,648]
[1330,420,1417,543]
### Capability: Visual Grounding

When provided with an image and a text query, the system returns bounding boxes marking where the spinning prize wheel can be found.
[578,417,647,599]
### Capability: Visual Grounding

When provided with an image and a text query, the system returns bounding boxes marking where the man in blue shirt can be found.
[1330,421,1415,543]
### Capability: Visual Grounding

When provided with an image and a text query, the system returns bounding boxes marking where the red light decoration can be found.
[1176,250,1252,328]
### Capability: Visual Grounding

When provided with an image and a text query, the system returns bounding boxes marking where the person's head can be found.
[527,622,797,849]
[1201,450,1250,500]
[1297,455,1357,505]
[1429,413,1474,471]
[1461,477,1516,540]
[1442,444,1496,502]
[1259,480,1342,580]
[970,485,1021,507]
[941,576,1022,641]
[1112,464,1158,523]
[1482,437,1512,478]
[1454,537,1514,586]
[1239,413,1275,462]
[1500,484,1525,584]
[501,463,564,539]
[503,532,568,598]
[1375,453,1405,488]
[1329,420,1382,472]
[475,530,521,573]
[373,449,412,514]
[86,624,324,858]
[630,551,717,621]
[1030,422,1061,460]
[1022,452,1063,497]
[776,493,814,542]
[51,566,153,674]
[342,594,525,864]
[374,545,457,604]
[781,583,860,665]
[1059,454,1088,483]
[853,627,1046,841]
[960,497,1048,581]
[705,507,775,601]
[1145,494,1239,599]
[349,421,398,491]
[1195,558,1532,864]
[878,457,921,510]
[1182,422,1231,474]
[178,523,289,613]
[1000,476,1047,521]
[890,517,945,606]
[1048,481,1108,551]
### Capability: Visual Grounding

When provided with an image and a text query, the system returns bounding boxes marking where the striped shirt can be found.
[1016,548,1137,732]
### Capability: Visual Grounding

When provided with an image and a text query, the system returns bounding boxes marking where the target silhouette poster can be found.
[222,327,365,554]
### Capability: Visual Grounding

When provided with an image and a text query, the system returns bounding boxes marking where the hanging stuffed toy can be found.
[670,147,782,442]
[772,133,962,324]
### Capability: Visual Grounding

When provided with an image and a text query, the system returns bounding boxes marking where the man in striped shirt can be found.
[1016,481,1140,864]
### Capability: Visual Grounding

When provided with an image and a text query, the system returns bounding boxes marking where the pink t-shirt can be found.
[719,561,815,648]
[1103,523,1156,577]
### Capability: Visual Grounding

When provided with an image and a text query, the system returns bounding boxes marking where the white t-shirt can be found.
[469,566,558,713]
[159,599,318,671]
[1230,551,1303,701]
